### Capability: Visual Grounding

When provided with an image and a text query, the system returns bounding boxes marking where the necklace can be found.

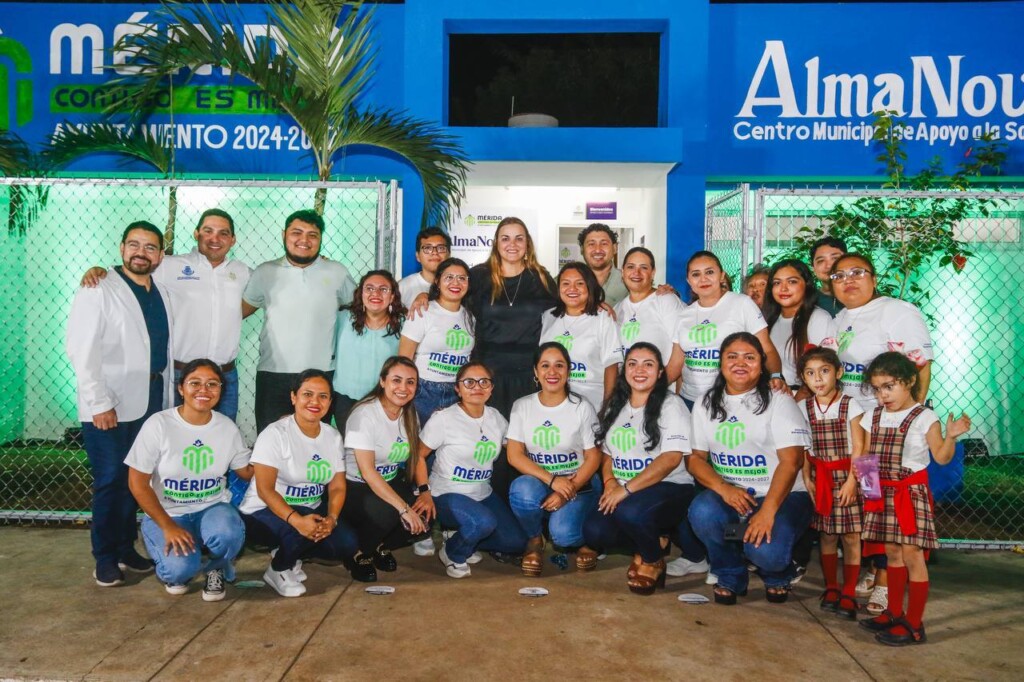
[814,391,840,417]
[459,403,486,435]
[503,271,524,307]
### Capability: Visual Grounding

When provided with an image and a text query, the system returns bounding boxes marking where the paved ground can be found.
[0,527,1020,681]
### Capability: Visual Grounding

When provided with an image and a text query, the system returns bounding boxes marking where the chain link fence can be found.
[0,177,399,523]
[707,185,1024,547]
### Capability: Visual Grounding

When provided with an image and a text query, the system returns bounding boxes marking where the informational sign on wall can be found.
[449,208,538,267]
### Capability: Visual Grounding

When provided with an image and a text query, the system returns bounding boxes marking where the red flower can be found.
[952,254,967,272]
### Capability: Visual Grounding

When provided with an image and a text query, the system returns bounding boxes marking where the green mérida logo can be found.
[446,324,472,351]
[182,440,214,475]
[532,420,561,450]
[388,437,410,463]
[714,417,747,449]
[688,320,718,346]
[555,331,574,352]
[0,35,33,129]
[621,317,641,343]
[306,454,333,484]
[610,424,638,451]
[473,435,499,465]
[837,326,855,352]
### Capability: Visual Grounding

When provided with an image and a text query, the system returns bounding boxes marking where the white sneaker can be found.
[413,537,436,557]
[438,544,471,579]
[270,549,307,582]
[263,566,306,597]
[164,583,189,596]
[666,557,710,578]
[705,572,719,585]
[202,569,226,602]
[466,551,483,565]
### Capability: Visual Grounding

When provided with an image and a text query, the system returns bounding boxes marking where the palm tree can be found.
[45,123,181,252]
[0,129,47,236]
[106,0,468,223]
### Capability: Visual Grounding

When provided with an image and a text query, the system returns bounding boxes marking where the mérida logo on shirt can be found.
[446,325,472,351]
[689,321,717,346]
[306,454,333,484]
[473,435,499,465]
[532,420,561,450]
[621,317,640,342]
[182,440,214,475]
[555,331,575,352]
[715,416,747,449]
[610,424,638,451]
[388,437,411,463]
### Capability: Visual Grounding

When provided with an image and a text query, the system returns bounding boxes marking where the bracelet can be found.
[770,372,783,380]
[285,510,296,525]
[603,477,615,487]
[399,507,410,516]
[547,474,556,490]
[623,482,632,495]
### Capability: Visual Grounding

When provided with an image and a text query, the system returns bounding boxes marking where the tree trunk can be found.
[165,185,178,254]
[314,186,327,216]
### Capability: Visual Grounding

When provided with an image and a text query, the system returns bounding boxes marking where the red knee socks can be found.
[887,565,908,617]
[821,552,839,590]
[905,581,929,629]
[842,564,860,598]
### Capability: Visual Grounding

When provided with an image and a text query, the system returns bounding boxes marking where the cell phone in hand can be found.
[724,520,749,541]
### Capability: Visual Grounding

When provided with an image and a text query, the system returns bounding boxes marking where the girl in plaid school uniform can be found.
[798,348,865,620]
[856,352,971,646]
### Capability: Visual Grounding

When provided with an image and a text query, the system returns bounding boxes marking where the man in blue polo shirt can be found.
[67,221,175,587]
[243,209,356,433]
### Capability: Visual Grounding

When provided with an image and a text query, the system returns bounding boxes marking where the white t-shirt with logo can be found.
[798,395,866,457]
[602,394,693,486]
[400,302,475,383]
[507,393,598,478]
[344,400,415,483]
[421,404,508,502]
[125,408,251,516]
[539,309,621,410]
[859,404,939,473]
[691,389,810,497]
[614,292,686,362]
[238,415,345,514]
[833,297,933,412]
[769,307,835,386]
[673,292,767,402]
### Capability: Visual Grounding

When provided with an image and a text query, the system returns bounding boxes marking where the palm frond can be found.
[0,129,34,176]
[45,123,171,174]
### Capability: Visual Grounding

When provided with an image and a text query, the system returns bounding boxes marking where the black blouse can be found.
[468,264,556,373]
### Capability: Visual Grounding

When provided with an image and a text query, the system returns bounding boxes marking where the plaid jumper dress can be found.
[861,406,938,549]
[806,395,862,535]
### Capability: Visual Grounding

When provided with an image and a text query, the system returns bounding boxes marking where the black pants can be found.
[255,370,334,434]
[485,367,536,502]
[339,477,428,555]
[332,392,358,432]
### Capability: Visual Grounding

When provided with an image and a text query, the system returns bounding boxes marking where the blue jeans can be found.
[82,418,147,565]
[140,502,245,585]
[583,482,694,563]
[246,504,359,571]
[688,489,813,592]
[434,492,528,564]
[413,379,458,425]
[509,475,598,549]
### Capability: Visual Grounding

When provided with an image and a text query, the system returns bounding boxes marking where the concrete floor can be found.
[0,527,1020,681]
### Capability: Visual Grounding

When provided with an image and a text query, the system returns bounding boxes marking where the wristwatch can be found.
[414,483,431,496]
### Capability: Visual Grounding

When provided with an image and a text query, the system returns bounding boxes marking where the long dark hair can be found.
[685,250,726,303]
[345,270,405,337]
[352,356,421,482]
[596,342,669,453]
[702,332,771,422]
[428,257,475,334]
[533,342,584,405]
[551,261,604,317]
[763,259,820,361]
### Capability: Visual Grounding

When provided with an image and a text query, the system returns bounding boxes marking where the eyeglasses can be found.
[829,267,873,282]
[363,285,391,295]
[441,273,468,284]
[124,240,161,254]
[457,378,493,389]
[184,380,223,390]
[420,245,449,255]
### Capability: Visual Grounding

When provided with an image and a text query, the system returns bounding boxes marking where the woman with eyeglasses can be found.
[332,270,406,429]
[340,356,430,582]
[762,259,835,391]
[506,342,603,576]
[126,359,253,600]
[539,262,622,411]
[830,253,933,412]
[419,362,528,578]
[399,258,475,424]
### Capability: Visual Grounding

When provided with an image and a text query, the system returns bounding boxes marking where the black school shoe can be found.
[350,555,377,583]
[876,619,927,646]
[93,561,125,587]
[373,547,398,572]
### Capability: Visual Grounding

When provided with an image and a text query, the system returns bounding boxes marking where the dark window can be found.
[448,33,661,128]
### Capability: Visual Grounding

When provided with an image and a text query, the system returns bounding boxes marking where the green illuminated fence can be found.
[708,186,1024,546]
[0,176,398,521]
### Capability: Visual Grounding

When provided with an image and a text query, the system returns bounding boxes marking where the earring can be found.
[388,304,393,313]
[533,376,539,386]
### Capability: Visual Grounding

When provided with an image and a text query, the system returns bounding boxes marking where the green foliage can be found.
[45,123,172,175]
[786,111,1007,304]
[0,130,48,236]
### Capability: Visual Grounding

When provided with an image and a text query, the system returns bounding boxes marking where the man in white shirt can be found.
[66,221,175,587]
[398,226,451,304]
[243,209,356,433]
[579,223,628,307]
[82,209,252,421]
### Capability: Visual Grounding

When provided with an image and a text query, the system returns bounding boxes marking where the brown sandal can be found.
[576,546,599,572]
[628,559,666,596]
[627,554,641,580]
[521,537,544,577]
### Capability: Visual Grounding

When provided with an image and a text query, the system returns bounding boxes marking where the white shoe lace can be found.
[206,570,224,592]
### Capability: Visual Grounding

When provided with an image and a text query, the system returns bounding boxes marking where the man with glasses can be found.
[810,236,847,315]
[67,221,176,587]
[243,209,355,433]
[399,227,451,305]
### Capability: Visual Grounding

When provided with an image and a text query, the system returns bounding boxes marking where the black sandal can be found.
[859,609,898,632]
[835,595,859,620]
[819,587,841,612]
[713,585,748,605]
[875,617,927,646]
[766,585,791,603]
